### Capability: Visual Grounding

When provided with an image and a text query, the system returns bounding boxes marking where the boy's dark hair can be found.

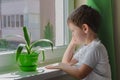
[67,5,101,33]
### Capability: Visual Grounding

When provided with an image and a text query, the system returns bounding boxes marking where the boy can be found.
[46,5,111,80]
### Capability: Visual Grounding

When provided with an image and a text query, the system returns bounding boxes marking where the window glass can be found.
[0,0,73,51]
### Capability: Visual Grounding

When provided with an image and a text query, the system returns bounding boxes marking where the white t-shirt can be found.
[73,39,111,80]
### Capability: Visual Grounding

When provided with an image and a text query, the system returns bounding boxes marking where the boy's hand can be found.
[45,63,61,69]
[70,36,78,46]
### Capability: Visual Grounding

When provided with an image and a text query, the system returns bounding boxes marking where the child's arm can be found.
[46,63,93,79]
[62,37,78,65]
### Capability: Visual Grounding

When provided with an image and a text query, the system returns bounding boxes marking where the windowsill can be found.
[0,63,67,80]
[0,46,68,70]
[0,45,67,78]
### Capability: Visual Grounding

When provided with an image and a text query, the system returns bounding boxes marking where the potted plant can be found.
[16,26,53,71]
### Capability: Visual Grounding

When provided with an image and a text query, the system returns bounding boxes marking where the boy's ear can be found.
[82,24,89,33]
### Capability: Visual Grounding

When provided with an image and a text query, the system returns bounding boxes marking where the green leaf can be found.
[25,45,30,54]
[23,26,31,47]
[16,44,25,61]
[41,50,45,61]
[31,39,54,52]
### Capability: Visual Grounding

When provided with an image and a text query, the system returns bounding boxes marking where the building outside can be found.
[0,0,41,41]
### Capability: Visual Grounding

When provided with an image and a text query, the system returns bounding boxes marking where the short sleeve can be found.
[82,47,100,68]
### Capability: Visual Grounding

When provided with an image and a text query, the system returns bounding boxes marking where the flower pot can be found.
[19,65,37,71]
[18,52,39,71]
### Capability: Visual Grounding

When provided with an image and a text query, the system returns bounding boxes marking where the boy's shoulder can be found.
[88,39,105,51]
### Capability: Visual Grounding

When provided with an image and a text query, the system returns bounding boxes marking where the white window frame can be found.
[55,0,74,46]
[55,0,64,46]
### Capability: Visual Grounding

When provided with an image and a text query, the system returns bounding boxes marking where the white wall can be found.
[24,0,40,14]
[1,0,41,41]
[1,0,40,14]
[75,0,86,8]
[1,0,24,15]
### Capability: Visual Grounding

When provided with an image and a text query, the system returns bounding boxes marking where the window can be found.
[1,15,24,28]
[0,0,74,51]
[0,0,74,71]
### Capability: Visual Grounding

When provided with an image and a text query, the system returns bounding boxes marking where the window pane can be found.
[0,0,71,51]
[40,0,55,46]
